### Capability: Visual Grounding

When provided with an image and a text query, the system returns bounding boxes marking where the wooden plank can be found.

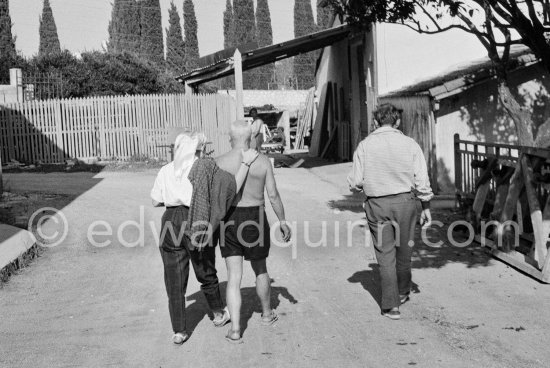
[320,123,338,158]
[475,235,546,282]
[499,160,524,252]
[520,155,548,268]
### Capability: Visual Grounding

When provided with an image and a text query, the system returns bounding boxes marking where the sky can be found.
[9,0,487,94]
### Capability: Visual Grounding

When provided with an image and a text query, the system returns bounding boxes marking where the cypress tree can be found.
[232,0,255,47]
[165,2,185,75]
[254,0,274,89]
[108,0,140,54]
[317,2,331,30]
[39,0,61,56]
[223,0,234,50]
[233,0,256,89]
[220,0,235,89]
[0,0,16,58]
[293,0,316,88]
[140,0,165,65]
[107,0,121,52]
[182,0,199,72]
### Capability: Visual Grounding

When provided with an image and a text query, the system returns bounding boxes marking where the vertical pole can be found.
[0,149,3,194]
[234,49,244,120]
[10,68,23,103]
[454,133,462,193]
[184,82,193,96]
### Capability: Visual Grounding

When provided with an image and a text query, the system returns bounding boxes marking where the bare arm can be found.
[265,162,285,221]
[265,163,291,241]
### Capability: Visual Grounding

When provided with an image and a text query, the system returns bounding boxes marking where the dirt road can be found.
[1,163,549,367]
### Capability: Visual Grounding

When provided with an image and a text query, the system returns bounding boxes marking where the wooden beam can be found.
[499,160,524,252]
[475,235,546,283]
[234,49,244,120]
[521,155,548,268]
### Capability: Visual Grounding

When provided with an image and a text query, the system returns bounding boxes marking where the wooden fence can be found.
[0,93,236,164]
[454,134,550,282]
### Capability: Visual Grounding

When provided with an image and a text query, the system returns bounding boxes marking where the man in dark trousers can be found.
[348,103,433,320]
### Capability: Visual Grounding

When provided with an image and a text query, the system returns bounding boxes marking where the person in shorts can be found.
[216,120,291,344]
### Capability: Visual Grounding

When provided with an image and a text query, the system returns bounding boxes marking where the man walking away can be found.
[216,120,291,343]
[347,103,433,320]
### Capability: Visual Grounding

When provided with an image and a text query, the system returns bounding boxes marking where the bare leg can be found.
[225,256,243,335]
[251,259,271,316]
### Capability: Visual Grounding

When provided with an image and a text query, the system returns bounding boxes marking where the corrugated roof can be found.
[176,25,352,87]
[382,46,539,99]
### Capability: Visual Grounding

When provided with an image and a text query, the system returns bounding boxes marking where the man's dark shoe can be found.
[382,308,401,320]
[400,294,410,305]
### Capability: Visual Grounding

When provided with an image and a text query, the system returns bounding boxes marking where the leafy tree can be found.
[223,0,235,49]
[294,0,317,88]
[253,0,274,89]
[108,0,141,54]
[39,0,61,56]
[25,50,183,97]
[183,0,199,72]
[0,0,16,58]
[326,0,550,147]
[166,2,185,75]
[140,0,165,65]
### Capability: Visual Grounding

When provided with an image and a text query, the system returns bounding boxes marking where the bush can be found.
[3,50,186,97]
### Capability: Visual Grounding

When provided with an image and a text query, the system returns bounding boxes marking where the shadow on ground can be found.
[184,280,298,337]
[327,193,366,213]
[348,265,420,309]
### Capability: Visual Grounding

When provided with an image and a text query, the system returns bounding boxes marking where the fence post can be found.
[454,133,462,192]
[54,100,64,163]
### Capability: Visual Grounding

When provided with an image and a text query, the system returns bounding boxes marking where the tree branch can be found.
[524,0,545,32]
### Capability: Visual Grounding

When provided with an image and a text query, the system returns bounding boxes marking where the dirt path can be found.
[1,164,549,367]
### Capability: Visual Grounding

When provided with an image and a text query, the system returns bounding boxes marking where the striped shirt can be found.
[347,126,433,202]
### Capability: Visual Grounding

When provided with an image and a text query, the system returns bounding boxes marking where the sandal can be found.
[260,311,279,326]
[225,329,243,344]
[213,307,231,327]
[172,332,189,345]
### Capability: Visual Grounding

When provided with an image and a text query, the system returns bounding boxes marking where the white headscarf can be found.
[173,132,207,179]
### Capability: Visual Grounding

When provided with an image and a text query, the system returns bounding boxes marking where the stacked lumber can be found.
[294,87,315,149]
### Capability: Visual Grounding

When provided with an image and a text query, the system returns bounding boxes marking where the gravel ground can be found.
[1,162,549,368]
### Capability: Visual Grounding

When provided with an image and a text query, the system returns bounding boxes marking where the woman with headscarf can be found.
[151,131,258,345]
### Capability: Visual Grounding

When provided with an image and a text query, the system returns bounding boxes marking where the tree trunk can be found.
[497,82,535,146]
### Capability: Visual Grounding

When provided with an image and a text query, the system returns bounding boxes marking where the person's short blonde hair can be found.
[230,120,252,144]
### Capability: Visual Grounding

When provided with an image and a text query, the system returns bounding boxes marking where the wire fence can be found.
[21,72,64,101]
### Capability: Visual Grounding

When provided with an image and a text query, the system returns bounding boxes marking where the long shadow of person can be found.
[348,265,420,309]
[239,279,298,335]
[184,280,298,337]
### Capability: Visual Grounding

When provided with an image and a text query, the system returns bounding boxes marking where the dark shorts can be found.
[219,206,270,261]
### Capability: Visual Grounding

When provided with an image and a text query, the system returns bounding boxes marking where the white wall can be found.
[218,90,310,115]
